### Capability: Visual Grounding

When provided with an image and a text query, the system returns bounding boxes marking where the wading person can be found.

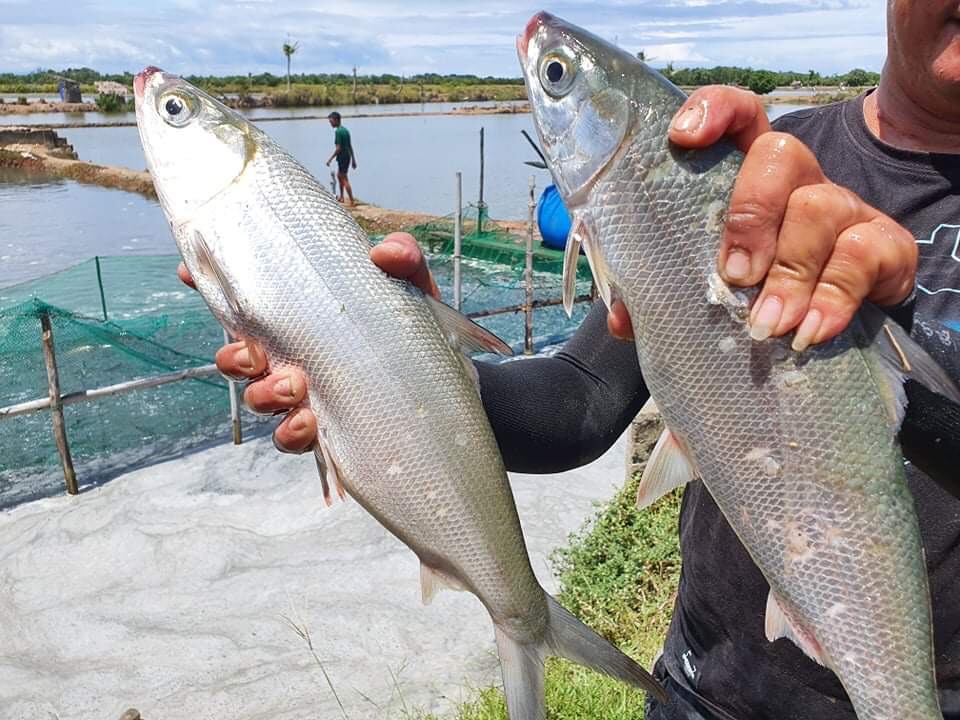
[190,1,959,717]
[325,111,357,205]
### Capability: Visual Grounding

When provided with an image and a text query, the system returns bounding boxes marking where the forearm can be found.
[476,302,649,473]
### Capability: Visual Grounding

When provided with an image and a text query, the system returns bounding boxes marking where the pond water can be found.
[1,102,810,290]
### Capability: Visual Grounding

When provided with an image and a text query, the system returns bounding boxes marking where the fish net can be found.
[0,223,594,508]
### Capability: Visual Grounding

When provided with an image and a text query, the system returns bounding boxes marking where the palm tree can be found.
[283,40,300,91]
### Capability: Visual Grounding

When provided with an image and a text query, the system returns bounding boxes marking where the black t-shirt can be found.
[658,93,960,720]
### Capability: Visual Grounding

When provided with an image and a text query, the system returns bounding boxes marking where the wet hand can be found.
[177,232,439,453]
[608,86,917,351]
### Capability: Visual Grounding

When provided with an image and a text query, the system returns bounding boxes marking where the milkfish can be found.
[134,66,665,720]
[519,12,958,720]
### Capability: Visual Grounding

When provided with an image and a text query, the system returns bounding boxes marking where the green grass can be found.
[422,468,683,720]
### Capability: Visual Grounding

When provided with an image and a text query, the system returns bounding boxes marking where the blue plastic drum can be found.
[536,184,572,250]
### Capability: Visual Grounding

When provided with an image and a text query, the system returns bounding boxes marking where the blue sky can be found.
[0,0,888,77]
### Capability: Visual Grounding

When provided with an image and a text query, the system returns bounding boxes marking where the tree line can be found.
[1,65,880,95]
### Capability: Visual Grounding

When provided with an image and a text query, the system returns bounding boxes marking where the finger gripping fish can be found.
[134,66,665,719]
[519,12,958,720]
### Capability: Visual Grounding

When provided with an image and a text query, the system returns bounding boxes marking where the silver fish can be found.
[519,12,958,720]
[134,67,665,719]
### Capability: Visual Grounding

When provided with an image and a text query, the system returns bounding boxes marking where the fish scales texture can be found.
[591,80,938,717]
[198,133,545,630]
[138,67,668,718]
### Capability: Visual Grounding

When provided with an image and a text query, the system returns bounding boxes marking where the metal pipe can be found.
[453,172,463,311]
[465,293,592,320]
[0,364,221,420]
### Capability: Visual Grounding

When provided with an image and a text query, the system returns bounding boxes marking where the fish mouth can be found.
[517,11,553,58]
[134,66,164,101]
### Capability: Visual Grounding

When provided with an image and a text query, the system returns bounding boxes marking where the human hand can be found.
[325,159,331,167]
[177,232,439,452]
[606,86,917,352]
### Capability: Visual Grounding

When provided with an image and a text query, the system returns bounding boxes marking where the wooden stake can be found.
[40,311,78,495]
[524,175,536,355]
[453,172,463,311]
[224,329,243,445]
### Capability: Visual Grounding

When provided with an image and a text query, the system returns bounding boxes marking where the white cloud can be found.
[0,0,889,76]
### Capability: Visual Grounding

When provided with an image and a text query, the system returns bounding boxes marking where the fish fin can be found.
[495,625,547,720]
[764,590,827,667]
[858,304,960,428]
[419,563,467,605]
[562,223,583,317]
[190,230,243,319]
[636,428,698,509]
[312,444,333,507]
[424,295,513,356]
[312,431,347,507]
[574,214,615,311]
[541,594,667,703]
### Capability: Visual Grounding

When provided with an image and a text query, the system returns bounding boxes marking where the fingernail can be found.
[235,346,254,371]
[749,296,783,342]
[792,309,823,352]
[672,103,704,133]
[289,409,307,433]
[724,249,751,282]
[274,375,298,398]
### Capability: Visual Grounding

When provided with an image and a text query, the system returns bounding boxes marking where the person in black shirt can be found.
[193,2,959,716]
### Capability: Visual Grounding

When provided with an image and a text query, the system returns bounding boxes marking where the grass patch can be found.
[422,446,683,720]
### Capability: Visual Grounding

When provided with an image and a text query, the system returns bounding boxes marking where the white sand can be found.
[0,432,628,720]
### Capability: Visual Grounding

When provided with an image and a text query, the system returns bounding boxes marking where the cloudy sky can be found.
[0,0,888,77]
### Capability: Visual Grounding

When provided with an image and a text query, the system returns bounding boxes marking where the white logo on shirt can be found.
[917,223,960,295]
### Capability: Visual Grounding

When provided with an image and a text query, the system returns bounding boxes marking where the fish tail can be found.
[494,596,666,719]
[543,595,667,702]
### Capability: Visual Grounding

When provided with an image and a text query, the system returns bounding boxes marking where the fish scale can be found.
[520,12,945,720]
[136,66,666,720]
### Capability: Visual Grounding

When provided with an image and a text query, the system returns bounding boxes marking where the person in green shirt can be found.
[325,111,357,205]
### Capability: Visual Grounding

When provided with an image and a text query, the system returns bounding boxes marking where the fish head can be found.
[517,12,634,208]
[135,67,255,224]
[518,12,682,210]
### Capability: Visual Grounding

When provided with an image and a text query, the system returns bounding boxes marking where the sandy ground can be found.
[0,102,97,115]
[0,425,635,720]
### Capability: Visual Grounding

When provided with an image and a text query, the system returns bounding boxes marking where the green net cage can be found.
[0,220,595,507]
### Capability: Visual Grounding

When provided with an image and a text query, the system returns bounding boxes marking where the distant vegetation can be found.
[657,64,880,95]
[0,65,880,104]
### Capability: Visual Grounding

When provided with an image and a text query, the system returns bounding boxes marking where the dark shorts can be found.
[336,154,351,175]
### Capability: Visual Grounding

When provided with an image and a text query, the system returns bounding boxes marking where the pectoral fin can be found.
[562,224,583,318]
[190,230,243,320]
[569,214,615,312]
[424,294,513,356]
[636,428,698,509]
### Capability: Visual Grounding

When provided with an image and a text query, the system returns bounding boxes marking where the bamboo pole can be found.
[453,172,463,311]
[0,364,220,420]
[40,311,78,495]
[465,293,592,320]
[524,175,536,355]
[224,329,242,445]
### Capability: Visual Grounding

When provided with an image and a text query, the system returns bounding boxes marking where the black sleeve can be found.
[475,301,650,474]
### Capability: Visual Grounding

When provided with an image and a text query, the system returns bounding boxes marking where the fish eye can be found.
[539,50,577,97]
[158,91,198,128]
[165,97,184,116]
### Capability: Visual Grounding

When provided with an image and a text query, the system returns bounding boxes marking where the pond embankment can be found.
[0,127,534,235]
